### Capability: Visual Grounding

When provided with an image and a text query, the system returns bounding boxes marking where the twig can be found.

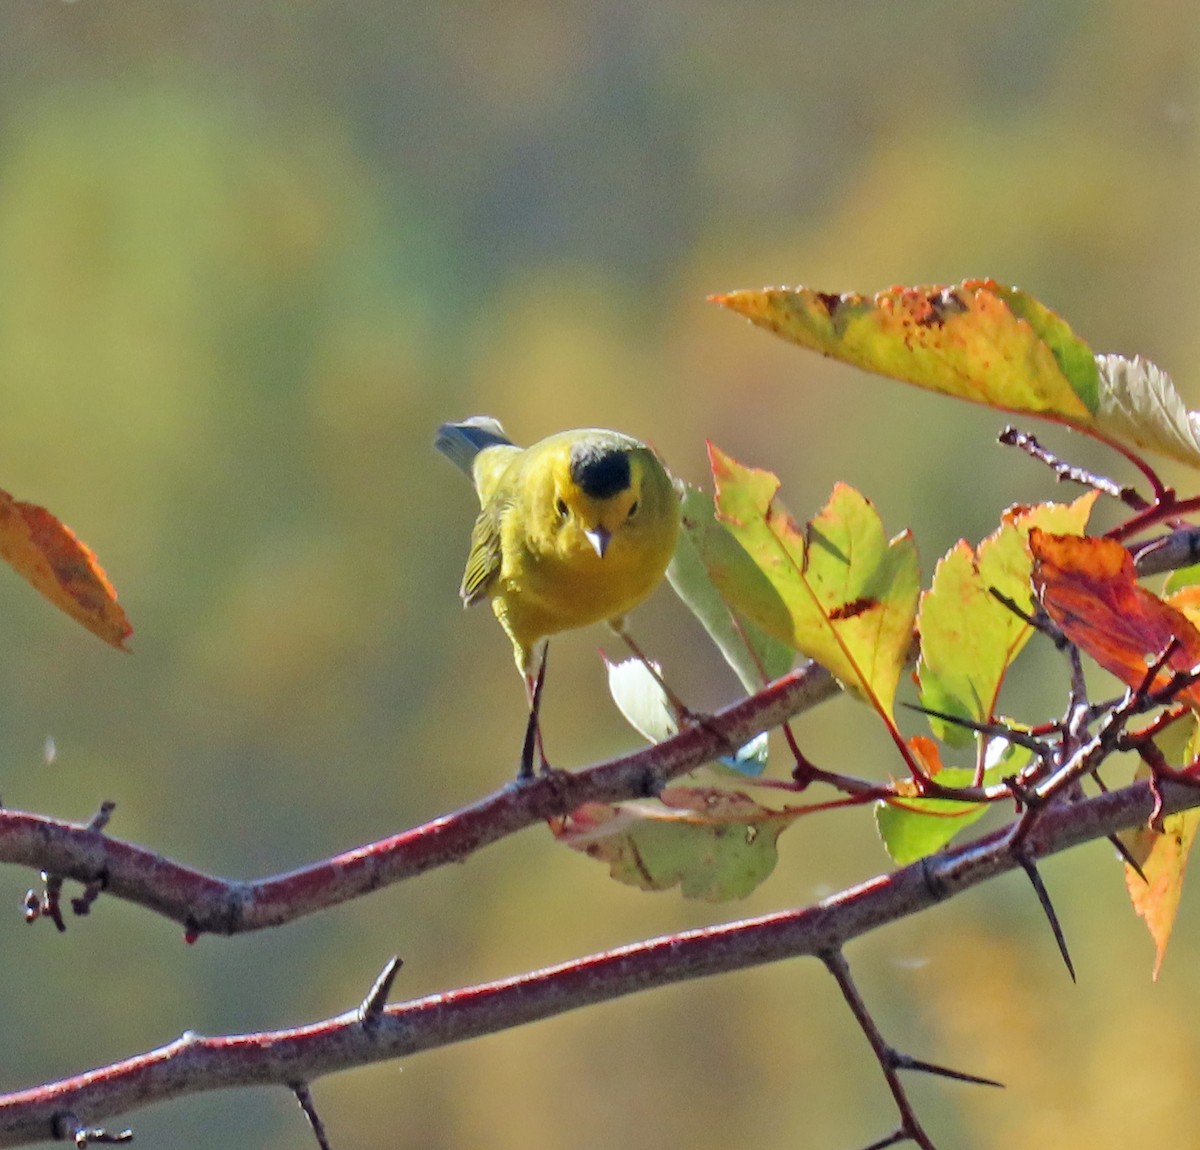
[997,426,1145,508]
[1132,528,1200,577]
[823,948,937,1150]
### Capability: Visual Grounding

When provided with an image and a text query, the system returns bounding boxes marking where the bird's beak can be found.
[585,526,611,558]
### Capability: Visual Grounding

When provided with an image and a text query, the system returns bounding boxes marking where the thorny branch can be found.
[0,663,840,938]
[0,770,1196,1148]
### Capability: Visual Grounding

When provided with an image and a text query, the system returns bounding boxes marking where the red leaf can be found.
[1029,530,1200,707]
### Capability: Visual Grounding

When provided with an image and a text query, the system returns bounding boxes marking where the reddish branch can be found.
[0,663,840,938]
[0,771,1194,1148]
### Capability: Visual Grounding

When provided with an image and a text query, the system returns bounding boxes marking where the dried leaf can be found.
[0,491,131,649]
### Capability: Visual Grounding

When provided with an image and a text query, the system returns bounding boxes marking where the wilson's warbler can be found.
[435,417,681,776]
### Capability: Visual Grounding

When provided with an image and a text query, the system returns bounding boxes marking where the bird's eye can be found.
[556,497,569,519]
[627,500,639,520]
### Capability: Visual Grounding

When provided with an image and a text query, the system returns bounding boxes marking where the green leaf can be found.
[707,445,919,721]
[917,495,1097,743]
[667,483,794,692]
[875,754,1017,865]
[552,787,798,901]
[713,280,1097,421]
[714,283,1200,470]
[1163,561,1200,596]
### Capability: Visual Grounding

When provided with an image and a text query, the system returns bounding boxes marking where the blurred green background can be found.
[2,2,1200,1147]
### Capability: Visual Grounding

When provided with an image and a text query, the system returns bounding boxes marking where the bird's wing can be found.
[460,504,504,607]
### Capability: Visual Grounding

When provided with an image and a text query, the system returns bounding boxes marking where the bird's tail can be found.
[434,416,513,476]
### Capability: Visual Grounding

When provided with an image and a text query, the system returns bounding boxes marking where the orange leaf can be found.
[1029,530,1200,706]
[1122,804,1200,980]
[0,491,131,650]
[906,734,946,777]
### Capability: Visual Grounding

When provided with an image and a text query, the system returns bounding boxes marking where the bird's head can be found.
[557,439,643,558]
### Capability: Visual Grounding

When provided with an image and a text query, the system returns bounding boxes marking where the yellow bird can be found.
[435,417,681,777]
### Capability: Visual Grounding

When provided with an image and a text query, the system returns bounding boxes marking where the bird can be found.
[435,416,681,777]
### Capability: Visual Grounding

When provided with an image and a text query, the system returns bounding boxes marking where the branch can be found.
[0,663,839,937]
[1,771,1195,1147]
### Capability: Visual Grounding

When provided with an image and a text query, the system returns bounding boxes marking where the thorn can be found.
[891,1051,1004,1088]
[987,586,1054,635]
[1018,855,1076,982]
[359,956,403,1023]
[900,703,1050,757]
[1107,834,1147,883]
[86,800,117,833]
[858,1131,908,1150]
[291,1082,334,1150]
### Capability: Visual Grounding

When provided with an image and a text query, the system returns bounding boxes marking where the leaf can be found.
[606,656,679,744]
[917,495,1097,743]
[551,786,798,901]
[605,657,770,777]
[0,490,131,649]
[713,283,1200,469]
[1117,720,1199,979]
[1095,354,1200,469]
[875,747,1018,865]
[1029,530,1200,709]
[713,280,1096,421]
[706,445,919,721]
[667,483,795,693]
[1163,561,1200,596]
[1124,809,1200,980]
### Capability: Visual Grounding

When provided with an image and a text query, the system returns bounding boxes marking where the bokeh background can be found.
[2,2,1199,1147]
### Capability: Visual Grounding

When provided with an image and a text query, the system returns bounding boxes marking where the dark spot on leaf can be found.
[912,287,968,329]
[829,596,878,621]
[814,291,843,315]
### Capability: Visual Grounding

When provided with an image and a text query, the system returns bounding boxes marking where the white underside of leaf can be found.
[1095,354,1200,468]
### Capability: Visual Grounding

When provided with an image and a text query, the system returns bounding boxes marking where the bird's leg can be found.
[519,645,551,779]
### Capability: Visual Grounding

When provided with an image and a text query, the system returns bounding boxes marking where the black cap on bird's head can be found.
[568,441,632,501]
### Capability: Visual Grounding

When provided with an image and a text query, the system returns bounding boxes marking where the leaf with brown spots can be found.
[704,444,919,721]
[0,491,131,650]
[1029,530,1200,707]
[713,282,1200,469]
